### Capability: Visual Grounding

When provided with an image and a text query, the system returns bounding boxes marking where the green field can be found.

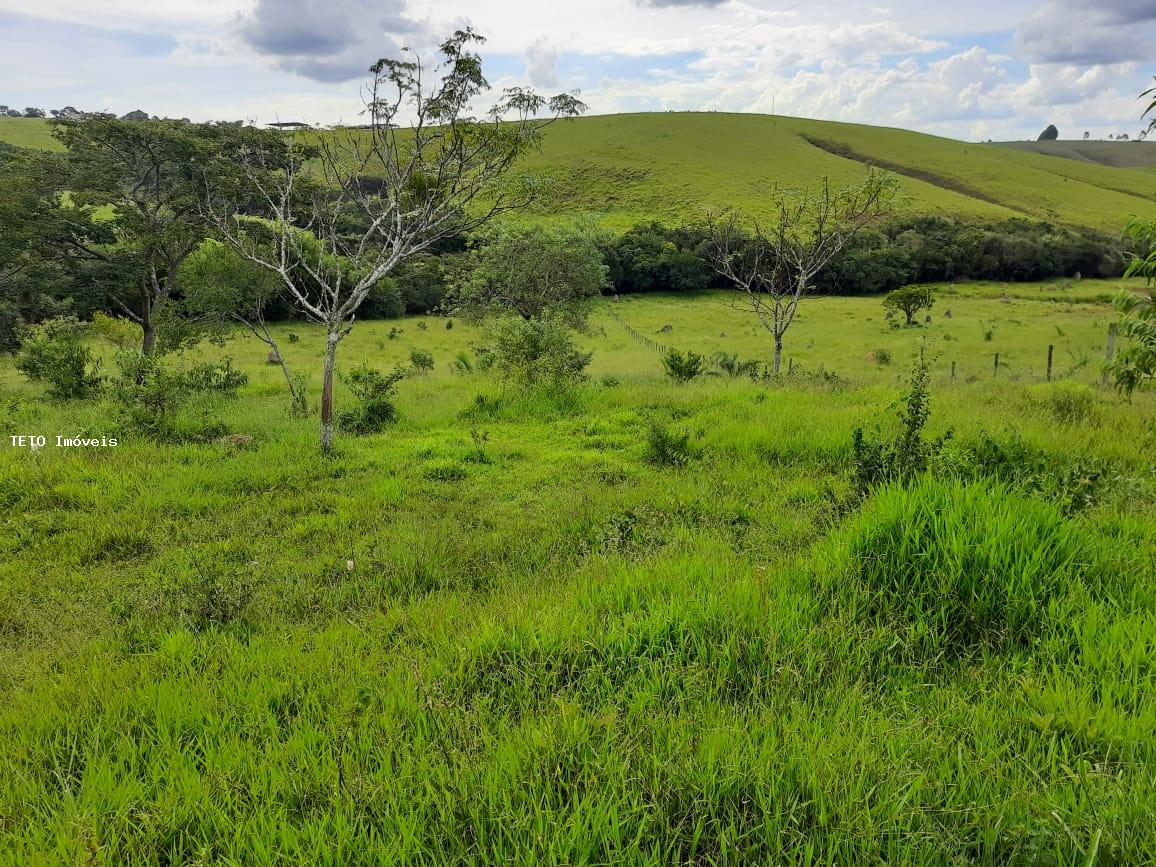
[2,282,1154,863]
[6,113,1156,232]
[990,139,1156,169]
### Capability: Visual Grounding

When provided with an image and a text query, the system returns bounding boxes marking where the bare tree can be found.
[705,169,899,373]
[202,29,584,449]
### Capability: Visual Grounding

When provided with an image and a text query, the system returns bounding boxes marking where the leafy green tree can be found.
[883,284,935,325]
[1037,124,1059,141]
[0,145,112,350]
[1108,218,1156,396]
[452,223,608,327]
[53,118,222,354]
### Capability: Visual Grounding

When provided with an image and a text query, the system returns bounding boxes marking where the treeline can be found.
[348,216,1130,317]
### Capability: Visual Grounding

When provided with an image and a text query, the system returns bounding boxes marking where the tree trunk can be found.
[773,334,783,374]
[320,330,339,450]
[141,322,157,355]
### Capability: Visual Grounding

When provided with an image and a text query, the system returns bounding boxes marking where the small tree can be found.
[202,29,585,449]
[452,222,607,384]
[452,222,608,325]
[705,169,898,373]
[883,284,934,325]
[1038,124,1059,141]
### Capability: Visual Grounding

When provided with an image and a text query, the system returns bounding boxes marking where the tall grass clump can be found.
[823,478,1096,659]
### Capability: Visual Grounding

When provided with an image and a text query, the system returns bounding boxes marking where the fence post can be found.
[787,358,793,375]
[950,361,956,382]
[1101,323,1118,387]
[1046,345,1053,382]
[993,352,1000,378]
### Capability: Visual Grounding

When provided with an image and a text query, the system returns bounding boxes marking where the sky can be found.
[0,0,1153,141]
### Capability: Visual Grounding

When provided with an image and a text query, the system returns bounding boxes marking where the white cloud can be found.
[0,0,1152,139]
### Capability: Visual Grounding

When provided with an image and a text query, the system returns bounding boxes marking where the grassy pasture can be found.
[5,113,1156,231]
[1,282,1154,863]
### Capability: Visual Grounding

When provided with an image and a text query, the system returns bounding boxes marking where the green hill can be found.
[989,139,1156,169]
[5,112,1155,232]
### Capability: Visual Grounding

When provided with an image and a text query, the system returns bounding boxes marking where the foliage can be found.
[1107,285,1156,396]
[711,351,761,378]
[337,364,405,434]
[485,314,593,385]
[706,169,900,371]
[1026,380,1097,424]
[662,348,706,382]
[1037,124,1059,141]
[947,430,1110,516]
[1122,217,1156,285]
[452,222,608,326]
[14,316,102,399]
[602,222,714,294]
[644,419,695,466]
[851,342,951,495]
[882,284,934,325]
[409,349,435,373]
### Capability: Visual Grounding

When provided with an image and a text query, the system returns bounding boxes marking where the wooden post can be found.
[1102,323,1118,387]
[1046,345,1053,382]
[993,352,1000,378]
[950,361,956,381]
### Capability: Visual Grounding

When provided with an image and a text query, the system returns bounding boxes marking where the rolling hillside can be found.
[990,138,1156,169]
[4,112,1155,232]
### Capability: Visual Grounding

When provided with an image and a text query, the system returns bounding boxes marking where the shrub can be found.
[712,351,761,378]
[338,364,405,434]
[851,343,951,495]
[948,430,1110,516]
[662,348,706,382]
[409,348,435,373]
[181,358,248,395]
[111,351,197,440]
[451,352,474,374]
[15,317,102,399]
[1027,380,1097,424]
[873,348,892,365]
[824,478,1092,658]
[91,312,139,350]
[486,315,592,385]
[644,419,695,467]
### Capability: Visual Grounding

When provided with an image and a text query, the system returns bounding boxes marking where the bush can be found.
[644,419,696,467]
[712,351,761,378]
[662,348,706,382]
[15,317,102,399]
[181,358,248,395]
[851,343,950,495]
[947,430,1110,516]
[486,315,593,385]
[409,349,434,373]
[825,478,1093,657]
[872,348,892,366]
[338,364,405,434]
[110,353,245,440]
[111,352,193,440]
[1027,381,1097,424]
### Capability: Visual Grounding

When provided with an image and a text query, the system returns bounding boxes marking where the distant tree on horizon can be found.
[1038,124,1059,141]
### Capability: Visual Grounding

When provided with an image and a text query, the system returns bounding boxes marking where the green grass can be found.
[6,113,1156,231]
[990,139,1156,170]
[1,283,1154,863]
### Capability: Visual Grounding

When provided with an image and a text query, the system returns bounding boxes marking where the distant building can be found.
[268,121,311,130]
